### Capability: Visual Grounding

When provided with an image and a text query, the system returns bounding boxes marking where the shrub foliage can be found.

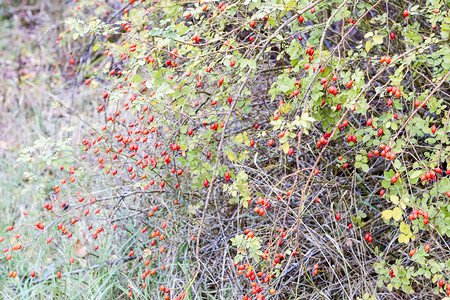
[2,0,450,299]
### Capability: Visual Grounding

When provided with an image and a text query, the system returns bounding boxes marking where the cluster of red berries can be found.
[420,170,437,182]
[365,233,373,243]
[224,171,231,182]
[338,119,349,131]
[158,285,171,300]
[311,263,319,276]
[386,86,402,98]
[236,262,277,299]
[252,197,271,216]
[408,209,429,225]
[389,268,396,278]
[367,144,395,160]
[316,132,332,148]
[380,55,392,64]
[438,280,450,296]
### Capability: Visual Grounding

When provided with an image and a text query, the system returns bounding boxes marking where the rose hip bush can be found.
[2,0,450,299]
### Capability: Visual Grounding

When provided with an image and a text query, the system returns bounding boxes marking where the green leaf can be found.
[248,60,257,69]
[179,88,190,99]
[382,180,391,189]
[410,170,422,179]
[361,164,370,172]
[133,75,143,83]
[176,25,189,35]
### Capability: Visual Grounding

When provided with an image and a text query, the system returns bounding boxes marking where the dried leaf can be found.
[346,238,353,247]
[74,239,88,257]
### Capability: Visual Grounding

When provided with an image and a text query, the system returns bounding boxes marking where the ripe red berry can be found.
[346,80,353,88]
[414,100,421,107]
[431,124,437,134]
[377,128,384,136]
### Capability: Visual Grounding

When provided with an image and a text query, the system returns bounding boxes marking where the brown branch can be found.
[389,70,450,147]
[187,0,327,292]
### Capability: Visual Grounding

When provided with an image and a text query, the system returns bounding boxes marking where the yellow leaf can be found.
[21,73,34,80]
[392,207,402,221]
[282,142,290,153]
[400,221,411,234]
[235,134,244,143]
[228,151,236,162]
[281,102,291,114]
[381,209,393,220]
[373,34,384,45]
[365,40,371,52]
[399,201,406,210]
[390,195,399,204]
[398,233,409,244]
